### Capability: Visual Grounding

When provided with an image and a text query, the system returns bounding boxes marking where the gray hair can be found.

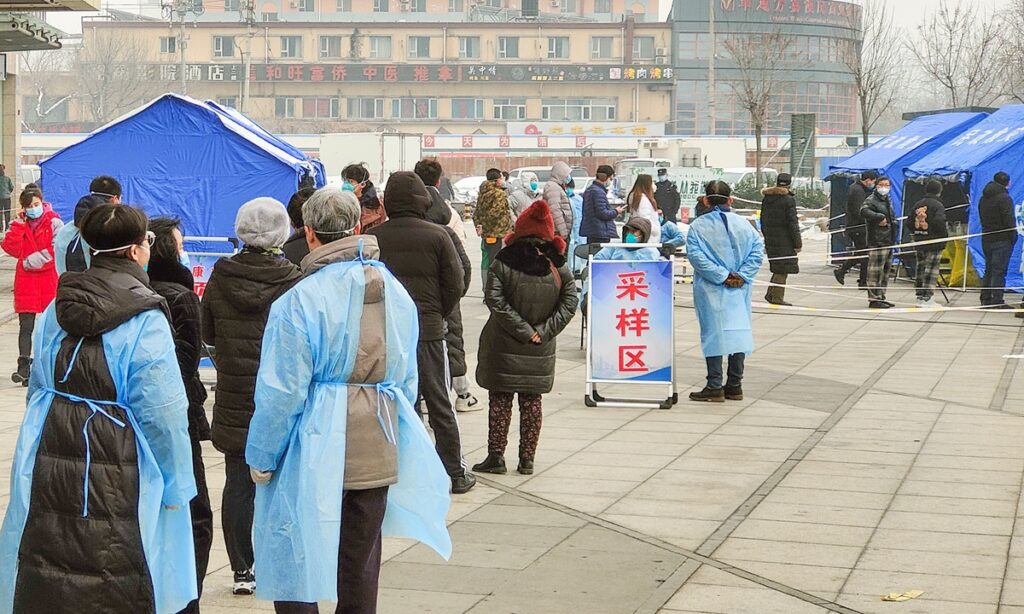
[302,187,361,244]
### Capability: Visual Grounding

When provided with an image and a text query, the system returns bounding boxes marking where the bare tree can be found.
[723,30,792,189]
[20,49,75,131]
[846,0,901,148]
[74,30,164,125]
[907,0,1005,108]
[1002,0,1024,103]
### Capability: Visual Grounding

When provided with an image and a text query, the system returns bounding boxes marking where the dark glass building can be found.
[670,0,862,136]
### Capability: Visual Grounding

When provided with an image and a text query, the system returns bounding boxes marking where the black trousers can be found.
[178,438,213,614]
[1,198,11,230]
[222,454,255,572]
[274,486,389,614]
[981,241,1013,306]
[18,313,35,359]
[838,230,868,286]
[417,339,464,478]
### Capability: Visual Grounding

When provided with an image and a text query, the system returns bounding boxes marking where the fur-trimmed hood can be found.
[761,186,792,197]
[495,239,566,276]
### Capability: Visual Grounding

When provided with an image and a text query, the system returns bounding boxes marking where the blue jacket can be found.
[581,182,618,240]
[661,221,688,249]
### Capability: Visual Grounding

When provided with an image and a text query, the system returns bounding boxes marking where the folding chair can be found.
[574,243,604,349]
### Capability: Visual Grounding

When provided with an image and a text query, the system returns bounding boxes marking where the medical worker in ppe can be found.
[245,187,452,613]
[0,203,198,614]
[687,180,764,404]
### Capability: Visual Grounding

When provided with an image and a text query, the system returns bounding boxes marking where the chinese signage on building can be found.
[719,0,860,27]
[145,63,674,83]
[588,260,673,383]
[508,122,667,137]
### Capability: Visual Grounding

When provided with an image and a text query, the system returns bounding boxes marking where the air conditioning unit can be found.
[655,47,667,57]
[288,0,298,6]
[640,138,663,149]
[550,0,559,7]
[656,56,669,66]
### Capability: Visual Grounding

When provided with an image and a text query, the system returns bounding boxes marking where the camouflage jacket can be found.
[473,180,514,238]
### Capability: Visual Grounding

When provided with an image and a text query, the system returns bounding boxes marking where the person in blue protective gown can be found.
[687,180,765,404]
[0,203,198,614]
[566,177,586,274]
[245,187,452,613]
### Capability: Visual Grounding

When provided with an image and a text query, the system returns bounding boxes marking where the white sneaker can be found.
[917,299,940,309]
[455,393,483,412]
[232,568,256,595]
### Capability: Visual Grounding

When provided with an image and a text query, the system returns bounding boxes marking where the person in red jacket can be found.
[2,189,62,385]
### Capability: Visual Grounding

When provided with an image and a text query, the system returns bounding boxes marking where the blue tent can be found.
[906,105,1024,287]
[829,111,988,220]
[41,94,322,242]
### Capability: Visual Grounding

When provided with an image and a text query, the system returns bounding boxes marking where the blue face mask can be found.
[566,188,575,197]
[179,252,191,269]
[529,180,538,191]
[142,263,149,273]
[342,182,355,193]
[658,215,665,224]
[624,233,640,244]
[24,206,43,220]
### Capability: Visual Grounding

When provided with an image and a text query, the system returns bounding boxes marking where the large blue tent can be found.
[906,105,1024,288]
[41,94,323,242]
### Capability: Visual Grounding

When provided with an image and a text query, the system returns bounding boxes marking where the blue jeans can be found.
[981,241,1012,306]
[706,354,745,389]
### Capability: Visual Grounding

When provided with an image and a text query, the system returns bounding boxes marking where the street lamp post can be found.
[162,0,204,95]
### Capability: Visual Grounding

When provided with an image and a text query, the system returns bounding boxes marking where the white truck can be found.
[318,132,422,188]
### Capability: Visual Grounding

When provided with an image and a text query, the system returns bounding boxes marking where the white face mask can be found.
[876,187,891,197]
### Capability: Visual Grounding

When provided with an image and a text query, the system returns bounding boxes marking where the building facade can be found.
[670,0,861,136]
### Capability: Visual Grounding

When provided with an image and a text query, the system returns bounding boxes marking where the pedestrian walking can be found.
[860,176,897,309]
[367,172,475,494]
[655,168,681,224]
[201,198,301,595]
[688,181,764,402]
[416,158,454,226]
[760,173,802,306]
[543,161,574,242]
[581,165,621,245]
[509,171,539,219]
[979,171,1016,308]
[246,187,451,613]
[473,168,514,291]
[283,187,315,266]
[0,164,14,231]
[626,174,662,245]
[53,175,122,274]
[146,216,213,614]
[835,170,877,287]
[473,200,578,475]
[911,179,949,308]
[0,203,197,613]
[2,189,62,386]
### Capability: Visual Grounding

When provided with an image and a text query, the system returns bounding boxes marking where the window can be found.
[213,36,235,58]
[281,36,302,58]
[452,98,484,119]
[448,0,463,10]
[594,0,610,11]
[262,11,279,20]
[547,36,569,59]
[591,36,612,60]
[298,0,314,10]
[392,97,438,120]
[459,36,480,59]
[160,36,177,54]
[348,98,385,119]
[320,35,343,58]
[542,98,616,121]
[559,0,575,11]
[373,0,387,11]
[224,0,239,10]
[498,36,518,59]
[410,0,425,10]
[275,97,297,119]
[408,36,430,59]
[482,0,500,6]
[216,96,238,108]
[677,32,709,60]
[493,97,526,120]
[633,35,655,60]
[337,0,352,8]
[369,36,392,59]
[303,97,340,119]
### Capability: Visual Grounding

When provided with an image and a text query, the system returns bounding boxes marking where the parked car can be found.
[508,166,588,185]
[19,164,40,188]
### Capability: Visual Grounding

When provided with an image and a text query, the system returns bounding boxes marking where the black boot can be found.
[689,387,725,403]
[517,459,534,475]
[472,453,507,475]
[11,357,29,386]
[724,385,744,401]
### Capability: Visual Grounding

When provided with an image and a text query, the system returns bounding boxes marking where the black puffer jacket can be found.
[910,196,948,254]
[201,250,301,455]
[845,180,870,234]
[861,192,897,247]
[426,185,453,226]
[148,258,211,442]
[979,181,1016,245]
[282,229,309,266]
[760,186,802,275]
[444,225,472,379]
[476,240,578,394]
[15,257,171,612]
[366,200,464,342]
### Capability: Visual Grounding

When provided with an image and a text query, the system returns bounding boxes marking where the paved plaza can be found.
[0,235,1022,613]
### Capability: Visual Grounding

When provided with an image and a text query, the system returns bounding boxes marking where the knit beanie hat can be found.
[624,216,652,243]
[235,197,291,249]
[504,200,566,253]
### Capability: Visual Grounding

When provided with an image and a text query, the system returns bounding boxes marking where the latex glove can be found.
[250,467,273,485]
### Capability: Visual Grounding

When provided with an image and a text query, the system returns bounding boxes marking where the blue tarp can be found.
[828,112,988,220]
[41,94,320,241]
[906,105,1024,286]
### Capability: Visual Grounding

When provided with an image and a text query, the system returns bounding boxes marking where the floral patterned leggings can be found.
[488,392,544,461]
